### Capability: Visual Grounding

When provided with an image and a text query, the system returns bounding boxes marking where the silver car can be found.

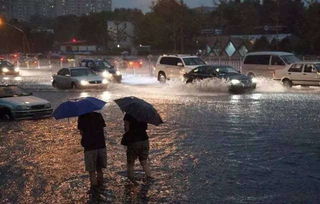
[52,67,108,89]
[0,85,53,120]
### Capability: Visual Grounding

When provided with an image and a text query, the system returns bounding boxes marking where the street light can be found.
[0,18,30,53]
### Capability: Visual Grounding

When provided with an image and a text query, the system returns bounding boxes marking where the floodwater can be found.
[1,68,320,203]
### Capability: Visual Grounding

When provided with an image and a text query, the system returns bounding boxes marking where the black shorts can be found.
[127,140,149,163]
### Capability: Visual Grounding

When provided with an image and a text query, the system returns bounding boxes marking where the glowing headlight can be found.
[14,67,20,72]
[116,71,121,75]
[102,71,109,77]
[231,79,241,85]
[251,77,257,83]
[102,79,108,84]
[80,80,89,86]
[2,67,9,73]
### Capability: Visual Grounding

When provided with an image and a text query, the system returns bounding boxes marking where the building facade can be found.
[0,0,112,21]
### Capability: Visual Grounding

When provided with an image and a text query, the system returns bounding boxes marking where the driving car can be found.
[184,65,257,92]
[155,54,206,83]
[119,56,144,69]
[0,85,52,120]
[0,59,20,75]
[80,59,122,83]
[52,67,108,89]
[273,61,320,87]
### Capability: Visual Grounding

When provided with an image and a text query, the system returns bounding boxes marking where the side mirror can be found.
[177,62,184,67]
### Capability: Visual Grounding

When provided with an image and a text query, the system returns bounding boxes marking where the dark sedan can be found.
[184,65,257,92]
[0,60,20,75]
[80,59,122,83]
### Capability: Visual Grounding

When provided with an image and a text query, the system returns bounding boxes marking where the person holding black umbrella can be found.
[122,113,152,181]
[114,96,163,182]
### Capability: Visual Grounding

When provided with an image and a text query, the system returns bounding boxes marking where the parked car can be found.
[0,59,20,75]
[52,67,108,89]
[273,61,320,87]
[241,51,300,78]
[184,65,257,92]
[0,85,52,120]
[155,54,206,83]
[80,59,122,83]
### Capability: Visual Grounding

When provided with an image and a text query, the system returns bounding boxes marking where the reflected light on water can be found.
[80,92,89,98]
[14,76,22,81]
[230,94,241,104]
[100,91,112,102]
[251,93,262,100]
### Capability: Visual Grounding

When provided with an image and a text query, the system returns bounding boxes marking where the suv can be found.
[80,59,122,83]
[155,55,206,82]
[241,51,300,78]
[273,61,320,87]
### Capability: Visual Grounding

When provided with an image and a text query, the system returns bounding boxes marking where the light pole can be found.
[0,18,31,54]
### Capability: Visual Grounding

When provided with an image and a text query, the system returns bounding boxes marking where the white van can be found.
[241,51,300,78]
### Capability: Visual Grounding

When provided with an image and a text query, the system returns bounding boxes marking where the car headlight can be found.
[230,79,241,85]
[251,77,257,83]
[80,80,89,86]
[102,79,108,84]
[102,71,110,78]
[116,71,121,75]
[16,105,31,110]
[14,67,20,72]
[2,67,9,73]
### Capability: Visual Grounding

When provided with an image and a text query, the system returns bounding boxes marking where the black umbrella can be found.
[114,96,163,126]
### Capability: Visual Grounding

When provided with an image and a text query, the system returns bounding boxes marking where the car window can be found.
[214,66,238,74]
[281,55,300,64]
[315,64,320,72]
[304,64,315,73]
[183,57,206,66]
[160,57,182,66]
[244,55,270,65]
[288,64,303,72]
[0,86,31,98]
[71,69,95,76]
[271,56,285,65]
[159,57,171,65]
[57,68,68,76]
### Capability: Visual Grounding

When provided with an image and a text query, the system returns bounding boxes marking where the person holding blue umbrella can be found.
[53,97,107,192]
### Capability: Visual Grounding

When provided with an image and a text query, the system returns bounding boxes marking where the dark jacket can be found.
[78,112,106,151]
[122,113,148,145]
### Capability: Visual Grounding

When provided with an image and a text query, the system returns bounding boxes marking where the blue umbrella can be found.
[53,97,106,119]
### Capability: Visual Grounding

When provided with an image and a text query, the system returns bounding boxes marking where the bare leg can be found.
[127,161,135,180]
[97,169,103,186]
[140,160,151,178]
[89,171,98,187]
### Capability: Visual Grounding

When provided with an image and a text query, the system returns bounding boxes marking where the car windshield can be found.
[214,66,239,74]
[0,86,31,98]
[183,57,206,66]
[281,55,300,64]
[95,61,113,70]
[0,61,14,67]
[71,69,96,77]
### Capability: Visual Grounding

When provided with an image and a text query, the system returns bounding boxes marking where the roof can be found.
[64,67,89,70]
[294,61,320,64]
[246,51,294,56]
[162,54,198,58]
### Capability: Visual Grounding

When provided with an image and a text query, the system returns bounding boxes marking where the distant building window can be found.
[225,42,236,57]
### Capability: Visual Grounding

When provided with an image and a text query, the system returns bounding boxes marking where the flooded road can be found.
[1,70,320,203]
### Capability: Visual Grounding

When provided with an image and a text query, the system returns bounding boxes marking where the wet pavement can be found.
[1,68,320,203]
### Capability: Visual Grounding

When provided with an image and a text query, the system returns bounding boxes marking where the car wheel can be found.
[186,78,193,83]
[0,109,13,121]
[158,72,166,83]
[282,79,292,88]
[71,82,77,89]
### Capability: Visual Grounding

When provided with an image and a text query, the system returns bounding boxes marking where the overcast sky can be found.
[113,0,214,12]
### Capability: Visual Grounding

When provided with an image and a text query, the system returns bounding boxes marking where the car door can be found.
[170,57,184,79]
[301,64,320,86]
[56,68,71,88]
[287,64,303,85]
[270,55,286,73]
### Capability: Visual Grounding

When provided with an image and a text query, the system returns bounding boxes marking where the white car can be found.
[52,67,108,89]
[273,62,320,87]
[0,85,52,120]
[154,55,206,83]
